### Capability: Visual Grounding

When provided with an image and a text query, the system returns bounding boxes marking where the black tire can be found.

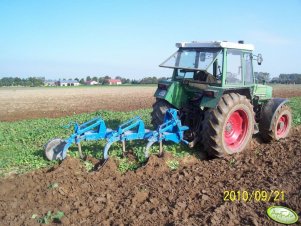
[259,104,292,142]
[201,93,254,157]
[151,98,175,129]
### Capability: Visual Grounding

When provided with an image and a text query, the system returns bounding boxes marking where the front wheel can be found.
[260,104,292,142]
[201,93,254,157]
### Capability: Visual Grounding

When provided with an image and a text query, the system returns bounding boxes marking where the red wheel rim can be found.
[224,109,249,151]
[276,114,289,137]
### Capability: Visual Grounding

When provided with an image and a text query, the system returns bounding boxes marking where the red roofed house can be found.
[105,79,122,85]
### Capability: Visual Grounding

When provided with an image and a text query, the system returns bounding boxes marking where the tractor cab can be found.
[160,41,257,87]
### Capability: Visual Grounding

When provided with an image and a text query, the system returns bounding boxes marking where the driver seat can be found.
[194,71,216,83]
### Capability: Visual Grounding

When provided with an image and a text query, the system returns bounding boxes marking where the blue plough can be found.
[44,108,189,164]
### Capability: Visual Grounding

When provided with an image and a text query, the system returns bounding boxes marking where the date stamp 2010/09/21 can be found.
[223,190,285,202]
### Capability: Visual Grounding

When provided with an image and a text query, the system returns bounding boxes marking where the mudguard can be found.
[259,98,289,131]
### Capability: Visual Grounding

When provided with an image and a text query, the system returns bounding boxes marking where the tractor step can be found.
[44,108,189,162]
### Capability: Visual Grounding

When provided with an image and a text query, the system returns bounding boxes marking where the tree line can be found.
[80,76,167,85]
[0,76,168,87]
[270,74,301,84]
[79,76,131,85]
[2,73,300,87]
[0,77,44,87]
[254,72,301,84]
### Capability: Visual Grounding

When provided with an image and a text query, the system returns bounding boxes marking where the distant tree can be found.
[270,77,280,83]
[278,73,301,84]
[102,80,108,85]
[22,78,30,86]
[75,78,79,82]
[86,76,91,81]
[27,77,44,86]
[0,77,14,86]
[104,75,111,80]
[79,78,85,84]
[92,76,98,82]
[152,76,157,83]
[254,72,270,83]
[13,77,22,86]
[98,77,105,84]
[158,77,168,82]
[131,79,140,84]
[140,76,158,84]
[226,72,240,83]
[122,78,130,84]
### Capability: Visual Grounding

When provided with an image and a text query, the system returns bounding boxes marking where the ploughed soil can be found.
[0,128,300,225]
[1,84,301,122]
[0,86,156,121]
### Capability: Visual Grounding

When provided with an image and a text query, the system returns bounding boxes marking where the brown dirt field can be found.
[0,127,300,225]
[0,86,156,122]
[272,84,301,99]
[1,84,301,122]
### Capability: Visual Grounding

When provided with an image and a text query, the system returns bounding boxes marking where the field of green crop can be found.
[0,109,192,176]
[1,96,301,177]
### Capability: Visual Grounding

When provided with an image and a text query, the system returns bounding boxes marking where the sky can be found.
[0,0,300,79]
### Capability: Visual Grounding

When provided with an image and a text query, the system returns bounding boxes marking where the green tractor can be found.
[152,41,292,157]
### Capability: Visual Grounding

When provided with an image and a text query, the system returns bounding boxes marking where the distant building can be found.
[105,79,122,85]
[44,80,56,86]
[56,80,80,86]
[86,80,99,85]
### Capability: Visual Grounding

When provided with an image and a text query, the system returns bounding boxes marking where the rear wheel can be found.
[151,98,174,128]
[201,93,254,157]
[260,104,292,142]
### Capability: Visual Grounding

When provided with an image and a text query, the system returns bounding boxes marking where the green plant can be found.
[32,211,64,224]
[166,159,179,170]
[255,148,265,156]
[117,158,139,173]
[132,146,147,163]
[47,182,59,189]
[289,97,301,126]
[52,211,65,223]
[229,158,236,167]
[164,144,193,158]
[83,160,94,172]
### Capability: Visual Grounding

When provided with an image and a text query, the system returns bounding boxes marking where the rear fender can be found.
[154,81,188,109]
[200,88,251,109]
[260,98,289,131]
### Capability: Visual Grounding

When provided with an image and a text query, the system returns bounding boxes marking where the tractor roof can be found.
[176,41,254,51]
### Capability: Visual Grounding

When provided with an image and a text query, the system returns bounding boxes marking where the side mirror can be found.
[257,54,263,65]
